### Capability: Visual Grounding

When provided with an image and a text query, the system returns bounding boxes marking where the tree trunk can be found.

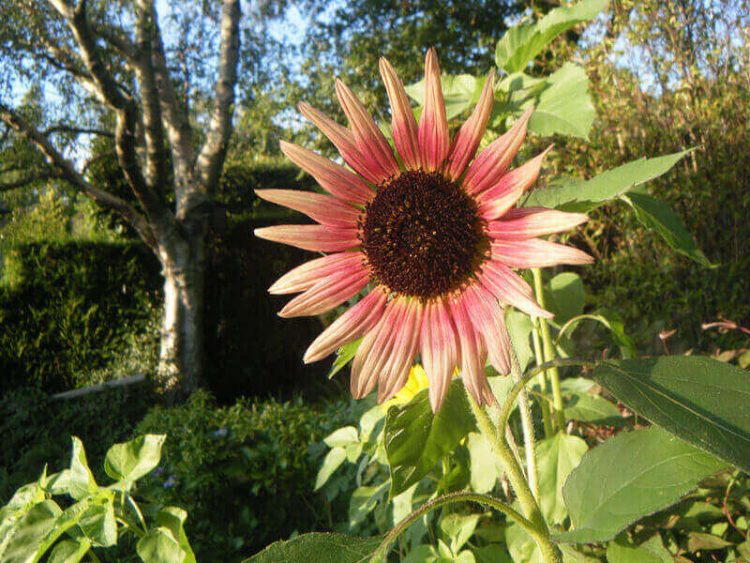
[155,225,206,398]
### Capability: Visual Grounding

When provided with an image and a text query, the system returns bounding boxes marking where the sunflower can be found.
[255,49,591,411]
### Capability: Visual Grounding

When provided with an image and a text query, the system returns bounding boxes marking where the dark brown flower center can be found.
[359,170,487,299]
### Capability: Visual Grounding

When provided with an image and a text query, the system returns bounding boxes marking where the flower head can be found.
[256,49,592,412]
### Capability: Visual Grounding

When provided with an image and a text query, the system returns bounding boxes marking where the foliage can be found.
[0,385,152,503]
[0,434,195,563]
[134,391,357,560]
[0,241,161,394]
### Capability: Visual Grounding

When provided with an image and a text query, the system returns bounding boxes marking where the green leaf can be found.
[536,433,588,524]
[558,310,636,358]
[546,272,585,324]
[564,394,621,425]
[328,339,361,379]
[466,432,502,494]
[78,500,117,547]
[559,427,726,543]
[472,544,512,563]
[606,535,672,563]
[47,539,91,563]
[2,500,62,563]
[593,356,750,472]
[314,447,347,491]
[155,507,196,563]
[624,192,714,267]
[137,526,186,563]
[69,437,98,500]
[495,0,608,73]
[246,532,383,563]
[384,380,476,496]
[440,513,480,554]
[525,150,692,212]
[104,434,166,487]
[348,483,387,528]
[405,75,484,120]
[687,531,733,551]
[323,426,359,448]
[506,310,534,371]
[528,64,595,139]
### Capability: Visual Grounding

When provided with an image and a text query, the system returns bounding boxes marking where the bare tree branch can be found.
[195,0,241,195]
[43,124,114,137]
[0,102,156,248]
[150,16,194,188]
[134,0,169,190]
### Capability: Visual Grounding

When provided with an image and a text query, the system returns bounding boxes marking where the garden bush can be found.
[134,390,357,560]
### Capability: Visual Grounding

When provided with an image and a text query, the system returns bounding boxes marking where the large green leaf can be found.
[1,500,62,563]
[593,356,750,472]
[47,539,91,563]
[384,380,476,496]
[466,432,502,494]
[104,434,166,487]
[560,427,726,543]
[536,432,588,525]
[606,535,673,563]
[247,532,383,563]
[154,507,196,563]
[495,0,608,73]
[78,500,117,547]
[405,75,484,119]
[528,63,595,139]
[546,272,585,324]
[137,526,186,563]
[525,150,692,212]
[624,192,713,267]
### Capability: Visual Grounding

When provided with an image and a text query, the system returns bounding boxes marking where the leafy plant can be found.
[0,434,195,563]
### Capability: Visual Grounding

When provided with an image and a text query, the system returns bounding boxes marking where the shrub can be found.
[134,390,356,560]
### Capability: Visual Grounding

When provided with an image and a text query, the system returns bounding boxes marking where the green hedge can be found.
[0,241,161,394]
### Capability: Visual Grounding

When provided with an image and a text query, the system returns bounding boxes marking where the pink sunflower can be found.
[255,49,592,412]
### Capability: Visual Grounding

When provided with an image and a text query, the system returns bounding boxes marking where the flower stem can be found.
[508,345,539,499]
[369,491,560,563]
[532,268,566,430]
[468,394,545,531]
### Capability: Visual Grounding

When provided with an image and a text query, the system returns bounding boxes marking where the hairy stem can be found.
[369,491,559,563]
[532,268,566,430]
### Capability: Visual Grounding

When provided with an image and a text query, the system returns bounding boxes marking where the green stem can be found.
[508,345,539,499]
[468,395,546,531]
[532,268,566,430]
[499,358,595,440]
[531,316,554,438]
[369,492,559,563]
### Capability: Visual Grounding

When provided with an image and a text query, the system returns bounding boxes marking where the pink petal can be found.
[304,287,387,363]
[255,189,360,228]
[377,299,422,402]
[420,297,459,412]
[448,293,495,406]
[445,71,495,180]
[335,79,400,180]
[379,57,421,170]
[478,261,552,319]
[463,283,511,375]
[476,146,552,221]
[278,261,370,318]
[350,297,406,399]
[254,225,359,252]
[269,252,366,295]
[488,207,588,240]
[279,141,375,205]
[463,106,534,195]
[491,239,594,269]
[298,102,393,185]
[418,48,450,171]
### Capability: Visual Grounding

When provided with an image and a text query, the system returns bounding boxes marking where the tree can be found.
[0,0,241,396]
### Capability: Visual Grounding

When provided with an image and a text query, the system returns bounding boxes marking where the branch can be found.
[195,0,241,194]
[134,0,169,190]
[0,102,156,248]
[43,124,114,137]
